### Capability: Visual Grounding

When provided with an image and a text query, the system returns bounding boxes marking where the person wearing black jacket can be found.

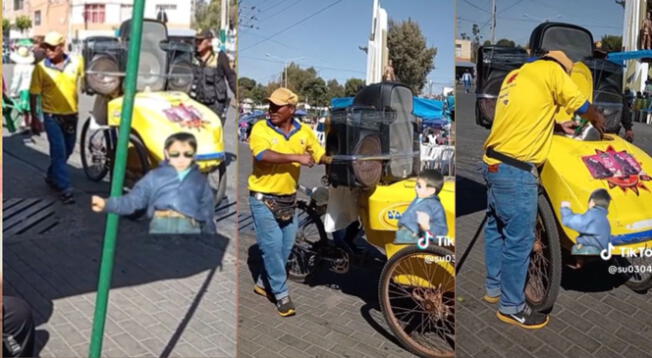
[190,30,237,127]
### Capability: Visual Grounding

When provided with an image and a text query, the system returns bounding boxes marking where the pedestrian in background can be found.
[29,32,84,204]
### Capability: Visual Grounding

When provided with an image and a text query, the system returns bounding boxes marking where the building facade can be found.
[4,0,193,42]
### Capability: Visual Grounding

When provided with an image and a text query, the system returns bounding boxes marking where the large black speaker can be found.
[528,22,594,62]
[82,36,123,95]
[585,58,624,133]
[326,82,419,188]
[474,46,528,128]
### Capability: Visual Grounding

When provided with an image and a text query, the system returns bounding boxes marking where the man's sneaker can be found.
[61,191,75,204]
[276,296,296,317]
[44,177,60,192]
[482,294,500,304]
[496,306,549,329]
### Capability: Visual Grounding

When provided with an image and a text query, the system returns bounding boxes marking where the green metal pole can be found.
[88,1,146,357]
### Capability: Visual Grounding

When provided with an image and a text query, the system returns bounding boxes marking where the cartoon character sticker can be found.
[582,146,651,195]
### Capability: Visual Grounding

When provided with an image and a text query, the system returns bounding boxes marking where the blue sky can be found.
[238,0,455,94]
[457,0,625,46]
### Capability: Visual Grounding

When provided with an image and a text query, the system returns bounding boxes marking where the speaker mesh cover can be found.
[87,55,121,95]
[352,135,382,187]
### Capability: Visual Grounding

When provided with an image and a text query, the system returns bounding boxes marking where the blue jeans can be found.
[149,217,202,234]
[482,162,538,314]
[43,113,77,192]
[249,196,298,300]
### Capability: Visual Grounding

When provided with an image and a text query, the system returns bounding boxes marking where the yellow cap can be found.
[44,31,65,46]
[267,87,298,106]
[543,50,573,74]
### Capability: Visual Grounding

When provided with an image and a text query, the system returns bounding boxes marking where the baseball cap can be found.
[543,50,573,74]
[44,32,65,46]
[195,30,214,39]
[267,88,299,106]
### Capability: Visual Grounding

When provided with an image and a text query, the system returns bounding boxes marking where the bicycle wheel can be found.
[124,133,151,189]
[80,117,112,181]
[379,245,455,358]
[525,193,562,312]
[287,201,327,282]
[207,162,227,206]
[619,251,652,292]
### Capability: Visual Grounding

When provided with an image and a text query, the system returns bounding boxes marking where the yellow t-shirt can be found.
[29,55,84,115]
[248,119,326,195]
[483,59,589,166]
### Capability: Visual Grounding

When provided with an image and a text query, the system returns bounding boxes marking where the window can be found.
[14,0,24,10]
[84,4,106,24]
[156,4,177,11]
[34,10,41,26]
[455,44,463,58]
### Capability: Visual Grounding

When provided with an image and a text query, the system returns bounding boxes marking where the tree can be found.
[3,18,11,33]
[250,84,268,104]
[303,77,328,106]
[194,0,221,31]
[15,15,31,34]
[387,19,437,93]
[495,38,516,47]
[460,33,470,41]
[327,79,345,99]
[344,78,365,97]
[238,77,257,100]
[483,40,491,46]
[600,35,622,52]
[472,23,482,44]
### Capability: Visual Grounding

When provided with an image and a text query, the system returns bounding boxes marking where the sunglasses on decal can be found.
[168,151,195,159]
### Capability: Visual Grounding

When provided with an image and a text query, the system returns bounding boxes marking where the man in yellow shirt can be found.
[248,87,328,317]
[29,32,84,204]
[481,51,604,329]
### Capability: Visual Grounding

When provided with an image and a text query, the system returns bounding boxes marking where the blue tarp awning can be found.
[331,97,354,109]
[330,96,446,121]
[606,50,652,65]
[414,97,444,121]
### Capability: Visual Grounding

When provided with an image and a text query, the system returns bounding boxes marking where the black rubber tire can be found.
[118,133,150,221]
[619,254,652,292]
[80,117,112,182]
[525,194,562,312]
[379,245,455,358]
[287,202,327,283]
[214,162,227,206]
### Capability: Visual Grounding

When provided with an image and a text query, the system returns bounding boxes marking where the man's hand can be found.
[624,129,634,142]
[417,211,431,231]
[559,121,578,135]
[91,195,106,212]
[584,105,606,133]
[30,118,43,135]
[561,201,571,209]
[295,154,315,167]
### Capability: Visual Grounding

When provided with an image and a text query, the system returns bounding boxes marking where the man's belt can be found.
[486,147,539,177]
[154,209,189,219]
[249,191,295,201]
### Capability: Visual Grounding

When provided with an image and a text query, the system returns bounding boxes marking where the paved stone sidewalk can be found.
[3,133,239,357]
[455,88,652,358]
[236,143,417,357]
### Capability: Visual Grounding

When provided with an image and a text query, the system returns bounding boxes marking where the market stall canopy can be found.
[331,96,445,121]
[607,50,652,65]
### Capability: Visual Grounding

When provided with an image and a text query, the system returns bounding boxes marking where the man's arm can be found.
[257,150,315,167]
[219,51,237,95]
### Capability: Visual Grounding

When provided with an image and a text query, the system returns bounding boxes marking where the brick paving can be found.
[236,142,417,357]
[455,87,652,358]
[2,72,239,357]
